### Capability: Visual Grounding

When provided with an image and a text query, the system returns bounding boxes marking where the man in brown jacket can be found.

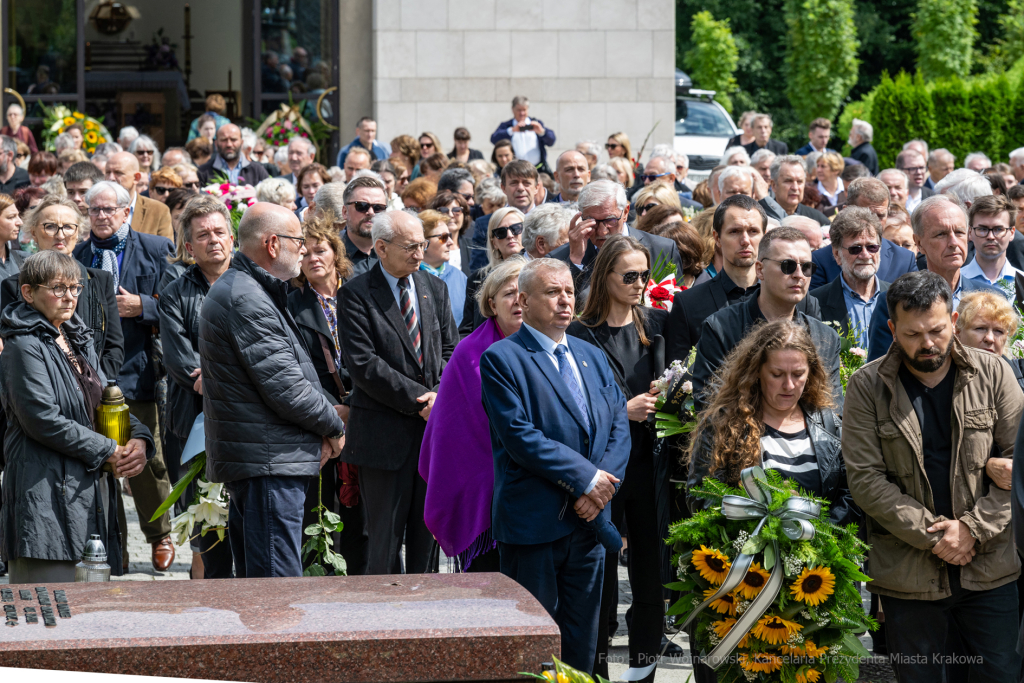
[844,270,1022,682]
[104,151,173,240]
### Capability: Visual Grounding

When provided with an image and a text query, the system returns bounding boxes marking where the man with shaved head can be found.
[200,202,346,578]
[197,123,269,187]
[104,151,173,239]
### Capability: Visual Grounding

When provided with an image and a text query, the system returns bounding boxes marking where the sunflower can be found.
[738,652,783,674]
[735,562,770,599]
[796,668,822,683]
[691,545,731,585]
[710,617,750,647]
[85,131,98,143]
[84,120,97,130]
[781,639,828,658]
[73,111,85,119]
[751,614,803,645]
[790,566,835,606]
[63,116,75,126]
[703,586,737,616]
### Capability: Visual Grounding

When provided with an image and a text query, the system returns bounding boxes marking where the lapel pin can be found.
[582,361,588,367]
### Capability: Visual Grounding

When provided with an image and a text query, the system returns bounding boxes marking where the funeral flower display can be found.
[643,252,683,311]
[667,467,875,682]
[201,180,257,235]
[824,321,868,393]
[41,105,112,155]
[651,357,697,439]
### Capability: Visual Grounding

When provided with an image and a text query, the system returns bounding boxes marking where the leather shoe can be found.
[152,536,175,571]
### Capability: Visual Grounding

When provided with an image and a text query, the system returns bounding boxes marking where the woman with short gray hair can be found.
[255,177,298,211]
[0,250,154,584]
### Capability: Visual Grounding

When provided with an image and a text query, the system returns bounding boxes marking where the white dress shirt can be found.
[380,266,421,322]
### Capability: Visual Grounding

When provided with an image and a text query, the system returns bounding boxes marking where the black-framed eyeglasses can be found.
[383,239,428,253]
[151,185,175,196]
[640,172,668,183]
[972,226,1011,238]
[272,234,306,247]
[762,258,817,277]
[637,202,658,216]
[427,232,453,243]
[588,212,624,229]
[40,222,79,237]
[842,243,881,256]
[491,223,524,240]
[348,200,388,214]
[615,269,650,285]
[437,206,463,216]
[40,283,83,298]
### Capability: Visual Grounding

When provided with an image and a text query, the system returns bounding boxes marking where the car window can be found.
[675,99,735,137]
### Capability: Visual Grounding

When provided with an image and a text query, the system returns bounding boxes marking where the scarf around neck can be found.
[91,222,130,290]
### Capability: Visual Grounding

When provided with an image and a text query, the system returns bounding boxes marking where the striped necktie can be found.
[555,344,590,433]
[398,276,422,365]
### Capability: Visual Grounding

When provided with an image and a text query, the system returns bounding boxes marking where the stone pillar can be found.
[338,0,375,143]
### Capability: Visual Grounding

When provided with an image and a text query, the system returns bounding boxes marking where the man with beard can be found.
[866,195,1001,361]
[810,207,889,347]
[329,176,388,280]
[197,123,269,186]
[844,270,1022,683]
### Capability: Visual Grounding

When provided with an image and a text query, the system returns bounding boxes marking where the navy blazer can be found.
[489,117,557,170]
[480,329,630,546]
[866,276,1002,362]
[73,230,174,401]
[810,238,918,290]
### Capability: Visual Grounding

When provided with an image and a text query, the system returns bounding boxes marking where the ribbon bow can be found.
[680,466,820,670]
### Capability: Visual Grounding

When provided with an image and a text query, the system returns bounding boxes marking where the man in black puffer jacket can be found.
[199,202,345,578]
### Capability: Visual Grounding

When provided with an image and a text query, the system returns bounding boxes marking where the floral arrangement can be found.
[150,453,228,550]
[824,322,868,393]
[644,252,683,311]
[202,180,257,236]
[1008,302,1024,359]
[40,104,112,155]
[253,101,317,150]
[652,357,697,439]
[520,656,611,683]
[667,467,875,683]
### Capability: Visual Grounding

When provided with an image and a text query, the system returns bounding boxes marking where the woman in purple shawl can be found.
[419,257,525,572]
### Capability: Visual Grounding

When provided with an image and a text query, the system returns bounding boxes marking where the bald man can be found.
[104,151,173,240]
[781,214,824,250]
[553,150,591,202]
[197,123,269,187]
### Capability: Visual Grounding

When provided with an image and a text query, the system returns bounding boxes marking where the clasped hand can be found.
[927,519,976,565]
[574,470,621,522]
[105,438,148,478]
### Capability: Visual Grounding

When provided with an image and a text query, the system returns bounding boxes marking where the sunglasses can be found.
[437,206,463,215]
[605,143,621,150]
[492,223,524,240]
[762,258,817,277]
[183,181,201,190]
[420,142,435,149]
[842,243,881,255]
[427,232,453,243]
[640,173,668,183]
[348,201,388,214]
[637,202,658,215]
[616,269,650,285]
[151,185,175,195]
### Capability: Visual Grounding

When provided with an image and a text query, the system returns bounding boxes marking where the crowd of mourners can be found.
[4,92,1024,682]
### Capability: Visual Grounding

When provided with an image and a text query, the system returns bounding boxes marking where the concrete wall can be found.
[371,0,675,161]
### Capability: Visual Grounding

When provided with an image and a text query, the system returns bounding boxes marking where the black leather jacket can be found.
[687,405,861,527]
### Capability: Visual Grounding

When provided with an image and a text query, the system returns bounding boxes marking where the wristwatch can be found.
[328,426,345,440]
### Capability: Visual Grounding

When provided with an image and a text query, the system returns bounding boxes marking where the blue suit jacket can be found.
[469,213,492,272]
[810,238,918,290]
[866,276,1002,362]
[73,230,174,401]
[480,329,630,546]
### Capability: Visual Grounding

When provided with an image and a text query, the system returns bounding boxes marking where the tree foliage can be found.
[870,72,935,168]
[684,11,740,113]
[912,0,979,80]
[931,77,974,161]
[975,0,1024,74]
[783,0,860,124]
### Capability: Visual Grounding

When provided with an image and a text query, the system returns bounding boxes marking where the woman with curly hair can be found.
[686,319,857,527]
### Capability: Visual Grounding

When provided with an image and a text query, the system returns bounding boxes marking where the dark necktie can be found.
[555,344,590,433]
[398,276,422,365]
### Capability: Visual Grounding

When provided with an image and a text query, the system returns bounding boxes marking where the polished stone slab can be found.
[0,573,559,682]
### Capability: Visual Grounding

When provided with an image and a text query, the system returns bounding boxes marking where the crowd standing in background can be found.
[5,93,1024,681]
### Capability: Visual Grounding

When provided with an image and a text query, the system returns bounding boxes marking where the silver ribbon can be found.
[679,466,820,670]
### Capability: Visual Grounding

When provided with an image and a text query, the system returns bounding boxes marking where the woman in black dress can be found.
[567,234,666,681]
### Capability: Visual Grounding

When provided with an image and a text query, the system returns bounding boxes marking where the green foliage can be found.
[931,77,974,161]
[974,0,1024,74]
[912,0,979,80]
[783,0,860,124]
[836,91,875,149]
[302,475,347,577]
[971,74,1011,161]
[684,11,740,113]
[870,71,934,168]
[849,0,917,99]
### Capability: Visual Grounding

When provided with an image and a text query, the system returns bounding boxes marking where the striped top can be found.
[760,424,821,495]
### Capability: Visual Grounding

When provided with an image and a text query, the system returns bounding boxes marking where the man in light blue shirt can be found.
[336,117,391,167]
[961,194,1021,300]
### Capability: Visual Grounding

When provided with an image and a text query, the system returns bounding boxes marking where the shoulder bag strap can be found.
[317,331,348,398]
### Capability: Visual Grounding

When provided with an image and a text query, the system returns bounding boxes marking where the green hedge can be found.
[870,72,934,168]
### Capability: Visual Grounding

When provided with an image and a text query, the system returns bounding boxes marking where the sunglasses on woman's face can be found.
[763,258,817,277]
[151,185,175,196]
[492,223,524,240]
[183,181,201,190]
[616,269,650,285]
[605,143,621,150]
[420,142,434,150]
[437,206,463,215]
[637,202,658,215]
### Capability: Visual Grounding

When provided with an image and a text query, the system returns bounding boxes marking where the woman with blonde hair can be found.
[727,111,758,148]
[460,206,524,336]
[418,209,468,326]
[608,156,636,188]
[816,151,846,211]
[632,183,682,220]
[605,132,634,164]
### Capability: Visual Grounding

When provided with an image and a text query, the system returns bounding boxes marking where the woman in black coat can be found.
[287,214,366,575]
[567,234,668,682]
[0,251,153,585]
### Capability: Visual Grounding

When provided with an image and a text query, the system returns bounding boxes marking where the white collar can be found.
[522,322,566,352]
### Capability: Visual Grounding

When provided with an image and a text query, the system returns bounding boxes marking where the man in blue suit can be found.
[74,180,177,571]
[480,258,630,673]
[867,195,1002,361]
[809,179,918,290]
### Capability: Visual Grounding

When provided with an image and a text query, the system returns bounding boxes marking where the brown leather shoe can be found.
[152,536,175,572]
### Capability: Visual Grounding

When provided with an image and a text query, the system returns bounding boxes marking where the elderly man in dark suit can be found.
[73,180,176,572]
[338,210,459,575]
[550,179,684,299]
[480,258,630,673]
[810,208,890,347]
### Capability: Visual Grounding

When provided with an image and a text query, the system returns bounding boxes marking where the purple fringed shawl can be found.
[418,317,505,570]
